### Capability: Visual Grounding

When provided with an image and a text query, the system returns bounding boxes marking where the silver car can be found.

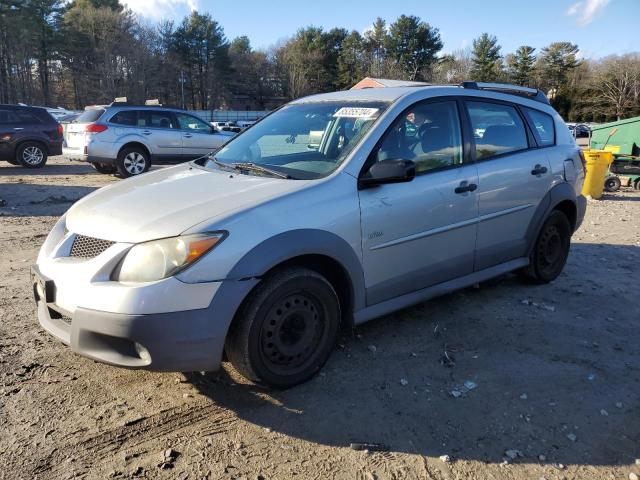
[34,82,586,388]
[62,105,234,177]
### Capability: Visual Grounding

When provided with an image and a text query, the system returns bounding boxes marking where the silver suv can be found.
[62,104,234,177]
[34,82,586,388]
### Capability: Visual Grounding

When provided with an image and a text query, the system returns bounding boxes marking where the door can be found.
[465,100,553,270]
[0,109,18,158]
[175,113,222,160]
[135,110,182,160]
[358,100,479,306]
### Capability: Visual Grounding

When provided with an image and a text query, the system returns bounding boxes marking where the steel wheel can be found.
[522,210,571,283]
[226,267,341,388]
[259,292,325,376]
[123,152,147,175]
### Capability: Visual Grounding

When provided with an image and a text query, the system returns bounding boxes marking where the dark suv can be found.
[0,104,63,168]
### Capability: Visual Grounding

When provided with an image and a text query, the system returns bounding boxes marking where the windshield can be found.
[198,101,388,179]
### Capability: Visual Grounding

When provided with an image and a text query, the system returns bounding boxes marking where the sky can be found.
[120,0,638,59]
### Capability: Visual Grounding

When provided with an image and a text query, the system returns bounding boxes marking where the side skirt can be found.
[353,257,529,325]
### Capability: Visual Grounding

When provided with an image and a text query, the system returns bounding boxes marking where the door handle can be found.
[141,130,152,135]
[13,127,24,130]
[455,181,478,194]
[183,134,193,138]
[531,164,548,176]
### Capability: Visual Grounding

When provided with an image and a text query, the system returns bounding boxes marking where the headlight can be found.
[114,232,226,283]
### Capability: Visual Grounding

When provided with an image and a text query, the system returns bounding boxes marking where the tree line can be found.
[1,0,638,121]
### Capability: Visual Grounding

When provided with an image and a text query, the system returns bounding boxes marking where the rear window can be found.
[76,108,105,123]
[524,107,555,147]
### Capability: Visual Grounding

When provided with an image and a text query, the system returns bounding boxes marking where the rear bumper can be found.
[62,147,115,165]
[49,142,63,156]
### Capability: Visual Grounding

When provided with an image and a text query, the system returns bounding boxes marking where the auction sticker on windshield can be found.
[333,107,379,118]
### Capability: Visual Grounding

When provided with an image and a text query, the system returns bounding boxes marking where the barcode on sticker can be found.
[333,107,379,118]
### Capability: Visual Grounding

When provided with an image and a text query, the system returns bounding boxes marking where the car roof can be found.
[0,104,47,112]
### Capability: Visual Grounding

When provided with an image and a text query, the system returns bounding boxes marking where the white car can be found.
[33,82,586,387]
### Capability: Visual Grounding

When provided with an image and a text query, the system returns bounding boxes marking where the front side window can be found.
[373,100,463,174]
[139,110,177,129]
[524,107,555,147]
[467,101,528,160]
[176,113,211,132]
[202,101,388,179]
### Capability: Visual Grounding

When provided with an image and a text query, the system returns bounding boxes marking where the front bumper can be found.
[32,265,258,372]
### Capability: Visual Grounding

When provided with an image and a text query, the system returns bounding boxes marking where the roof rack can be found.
[461,81,550,105]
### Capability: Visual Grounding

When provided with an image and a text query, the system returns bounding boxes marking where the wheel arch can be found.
[226,229,365,324]
[16,138,49,155]
[525,182,578,256]
[118,141,151,159]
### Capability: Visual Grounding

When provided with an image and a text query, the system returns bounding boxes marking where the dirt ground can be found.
[1,157,639,480]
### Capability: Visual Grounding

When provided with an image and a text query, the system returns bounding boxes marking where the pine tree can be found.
[506,46,536,86]
[470,33,502,82]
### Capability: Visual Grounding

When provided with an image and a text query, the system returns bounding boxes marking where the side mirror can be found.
[358,159,416,189]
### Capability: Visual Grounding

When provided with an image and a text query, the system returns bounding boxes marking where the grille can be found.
[69,234,115,258]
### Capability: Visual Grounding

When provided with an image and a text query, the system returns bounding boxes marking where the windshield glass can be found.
[198,101,388,179]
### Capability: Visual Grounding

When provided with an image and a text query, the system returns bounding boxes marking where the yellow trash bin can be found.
[582,150,613,199]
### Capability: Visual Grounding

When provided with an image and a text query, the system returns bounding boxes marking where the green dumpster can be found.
[590,116,640,156]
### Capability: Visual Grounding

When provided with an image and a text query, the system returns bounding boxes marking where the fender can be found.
[226,229,366,312]
[525,181,578,256]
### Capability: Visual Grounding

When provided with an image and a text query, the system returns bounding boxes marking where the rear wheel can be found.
[16,142,47,168]
[225,267,340,388]
[91,162,117,174]
[522,210,571,284]
[116,147,150,177]
[604,175,621,192]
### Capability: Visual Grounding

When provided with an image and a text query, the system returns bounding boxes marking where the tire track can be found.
[32,402,238,478]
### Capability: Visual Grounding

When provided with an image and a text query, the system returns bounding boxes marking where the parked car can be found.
[211,121,242,133]
[236,120,256,129]
[33,82,586,388]
[568,123,590,138]
[0,104,63,168]
[62,104,235,177]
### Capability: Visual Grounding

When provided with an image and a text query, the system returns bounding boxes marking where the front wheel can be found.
[116,147,150,177]
[225,267,341,388]
[522,210,571,284]
[16,142,48,168]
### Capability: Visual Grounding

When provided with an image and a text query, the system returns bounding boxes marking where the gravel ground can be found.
[1,157,639,480]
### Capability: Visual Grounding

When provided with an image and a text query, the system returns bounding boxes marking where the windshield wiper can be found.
[208,156,236,172]
[231,162,291,179]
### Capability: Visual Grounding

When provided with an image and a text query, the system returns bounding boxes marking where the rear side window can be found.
[76,108,105,123]
[0,109,19,124]
[110,110,137,126]
[524,107,555,146]
[467,101,528,160]
[138,110,177,129]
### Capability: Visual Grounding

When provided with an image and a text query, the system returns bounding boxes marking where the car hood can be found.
[65,164,311,243]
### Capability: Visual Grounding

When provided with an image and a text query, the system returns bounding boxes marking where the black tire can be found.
[522,210,571,284]
[604,175,621,192]
[16,141,47,168]
[116,146,150,177]
[91,162,117,174]
[225,267,341,388]
[634,178,640,191]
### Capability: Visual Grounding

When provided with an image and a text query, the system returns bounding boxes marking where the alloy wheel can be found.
[123,152,147,175]
[22,146,44,165]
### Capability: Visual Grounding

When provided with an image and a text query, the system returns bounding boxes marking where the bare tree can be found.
[591,54,640,120]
